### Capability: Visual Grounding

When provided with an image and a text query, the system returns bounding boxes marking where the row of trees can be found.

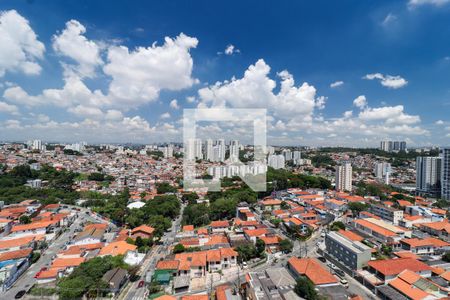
[57,255,131,300]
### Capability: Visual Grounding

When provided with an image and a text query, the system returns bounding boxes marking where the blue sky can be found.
[0,0,449,146]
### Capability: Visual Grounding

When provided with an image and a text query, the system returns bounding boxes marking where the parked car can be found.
[327,263,336,269]
[317,256,326,263]
[340,279,349,288]
[15,290,26,299]
[335,269,345,277]
[138,280,145,288]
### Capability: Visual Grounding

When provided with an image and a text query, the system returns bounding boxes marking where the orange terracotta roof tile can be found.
[210,220,229,228]
[131,225,155,235]
[51,257,85,268]
[156,260,179,270]
[368,258,431,276]
[0,248,32,262]
[183,225,194,231]
[338,229,364,242]
[0,236,35,250]
[99,241,137,256]
[181,295,208,300]
[288,257,337,285]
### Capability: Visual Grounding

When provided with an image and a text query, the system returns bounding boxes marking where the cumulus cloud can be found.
[435,120,444,125]
[0,101,19,115]
[52,20,103,78]
[170,99,180,109]
[0,10,45,77]
[103,33,198,107]
[363,73,408,89]
[353,95,368,109]
[224,44,240,55]
[330,81,344,88]
[160,112,171,119]
[198,59,320,120]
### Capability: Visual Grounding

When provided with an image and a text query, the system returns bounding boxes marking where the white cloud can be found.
[330,81,344,88]
[170,99,180,109]
[67,105,104,119]
[435,120,444,125]
[105,109,123,121]
[358,105,420,125]
[160,112,171,119]
[0,101,19,115]
[52,20,103,78]
[186,96,196,103]
[353,95,368,109]
[408,0,450,7]
[103,33,198,107]
[223,44,240,55]
[363,73,408,89]
[0,10,45,77]
[198,59,319,120]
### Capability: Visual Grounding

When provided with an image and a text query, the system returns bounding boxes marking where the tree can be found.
[330,221,345,231]
[443,252,450,262]
[348,202,369,216]
[88,172,105,181]
[294,277,318,300]
[236,243,258,262]
[182,192,199,204]
[256,238,266,256]
[280,201,289,209]
[156,182,177,194]
[173,243,186,254]
[279,239,293,253]
[19,215,31,224]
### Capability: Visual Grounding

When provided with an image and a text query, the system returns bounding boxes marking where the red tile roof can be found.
[368,258,432,277]
[288,257,337,285]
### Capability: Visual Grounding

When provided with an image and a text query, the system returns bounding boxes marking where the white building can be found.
[185,139,203,161]
[416,156,441,197]
[268,154,285,169]
[335,162,352,192]
[230,140,240,161]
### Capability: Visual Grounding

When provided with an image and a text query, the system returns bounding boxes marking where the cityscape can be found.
[1,1,450,300]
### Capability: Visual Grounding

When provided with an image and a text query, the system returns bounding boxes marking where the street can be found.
[3,207,102,299]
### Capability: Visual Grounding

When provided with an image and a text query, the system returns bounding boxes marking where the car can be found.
[335,269,345,277]
[138,280,145,288]
[327,262,336,269]
[15,290,26,299]
[317,256,326,263]
[320,233,325,238]
[340,279,349,287]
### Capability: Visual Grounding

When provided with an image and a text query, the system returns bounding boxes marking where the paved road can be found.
[120,203,186,300]
[3,207,102,299]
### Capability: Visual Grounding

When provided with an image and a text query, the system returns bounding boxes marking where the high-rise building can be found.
[282,149,292,161]
[205,139,214,161]
[217,139,225,162]
[32,139,42,151]
[268,154,285,169]
[441,148,450,200]
[416,156,441,197]
[230,140,240,161]
[374,162,391,179]
[293,151,301,160]
[380,140,406,152]
[185,138,203,160]
[335,162,352,192]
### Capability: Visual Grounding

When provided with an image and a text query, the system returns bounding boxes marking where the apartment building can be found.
[370,204,404,225]
[325,231,372,270]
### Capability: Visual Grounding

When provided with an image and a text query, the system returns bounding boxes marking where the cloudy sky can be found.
[0,0,449,146]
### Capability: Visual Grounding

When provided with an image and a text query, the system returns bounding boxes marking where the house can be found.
[73,223,107,245]
[131,225,155,239]
[287,257,338,287]
[0,236,37,253]
[102,267,128,295]
[420,220,450,239]
[400,237,450,255]
[157,248,238,278]
[243,228,268,243]
[210,221,230,233]
[51,257,85,274]
[181,294,209,300]
[35,268,61,284]
[58,242,103,259]
[325,199,347,213]
[366,258,432,283]
[9,220,58,238]
[0,248,33,291]
[260,199,282,211]
[99,241,137,257]
[259,236,281,253]
[353,218,407,246]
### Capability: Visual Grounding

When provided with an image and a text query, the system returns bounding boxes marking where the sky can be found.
[0,0,450,147]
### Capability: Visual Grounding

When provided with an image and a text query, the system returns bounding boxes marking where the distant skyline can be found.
[0,0,450,146]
